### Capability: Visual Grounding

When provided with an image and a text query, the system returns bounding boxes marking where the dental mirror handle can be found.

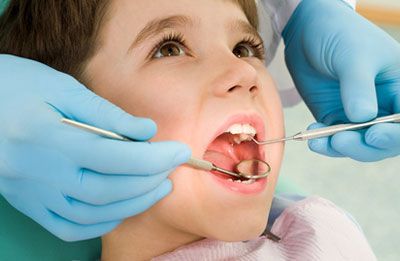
[60,118,244,179]
[291,113,400,141]
[61,118,132,141]
[187,158,213,171]
[187,158,243,178]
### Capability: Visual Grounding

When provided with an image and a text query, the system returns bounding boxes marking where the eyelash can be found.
[149,32,266,60]
[237,36,266,60]
[149,32,187,59]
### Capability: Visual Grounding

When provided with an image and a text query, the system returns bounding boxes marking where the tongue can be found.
[203,150,237,172]
[203,133,260,175]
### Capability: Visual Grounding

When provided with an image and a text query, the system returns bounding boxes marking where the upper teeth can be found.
[226,123,257,136]
[225,124,257,144]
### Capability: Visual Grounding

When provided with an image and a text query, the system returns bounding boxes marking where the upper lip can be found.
[203,111,266,158]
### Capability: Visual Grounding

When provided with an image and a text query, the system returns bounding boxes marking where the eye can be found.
[153,41,185,58]
[233,37,265,60]
[233,43,255,58]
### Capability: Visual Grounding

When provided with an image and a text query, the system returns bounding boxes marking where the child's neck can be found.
[101,210,203,260]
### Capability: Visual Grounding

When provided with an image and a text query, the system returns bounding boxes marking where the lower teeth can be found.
[227,178,255,184]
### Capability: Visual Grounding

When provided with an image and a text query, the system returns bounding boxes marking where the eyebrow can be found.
[229,19,262,42]
[128,15,195,52]
[128,15,263,52]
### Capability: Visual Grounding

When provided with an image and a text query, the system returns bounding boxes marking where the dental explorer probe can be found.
[60,118,271,180]
[252,113,400,145]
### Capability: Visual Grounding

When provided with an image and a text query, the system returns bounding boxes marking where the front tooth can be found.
[226,124,256,136]
[243,124,256,136]
[227,124,243,134]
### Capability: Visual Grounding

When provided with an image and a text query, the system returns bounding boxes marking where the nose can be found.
[210,55,260,97]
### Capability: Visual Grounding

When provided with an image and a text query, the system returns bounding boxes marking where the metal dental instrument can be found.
[61,118,271,180]
[252,113,400,145]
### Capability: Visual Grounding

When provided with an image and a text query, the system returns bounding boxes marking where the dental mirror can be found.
[235,159,271,179]
[61,118,271,180]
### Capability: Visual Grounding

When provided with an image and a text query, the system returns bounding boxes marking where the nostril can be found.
[249,86,257,93]
[228,86,238,92]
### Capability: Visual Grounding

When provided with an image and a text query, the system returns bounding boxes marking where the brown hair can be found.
[233,0,259,30]
[0,0,258,81]
[0,0,110,78]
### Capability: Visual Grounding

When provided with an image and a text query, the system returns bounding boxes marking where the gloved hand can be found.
[283,0,400,162]
[0,55,191,241]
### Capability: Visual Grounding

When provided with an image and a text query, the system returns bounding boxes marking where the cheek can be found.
[115,67,201,129]
[259,72,285,137]
[254,70,285,203]
[150,166,207,236]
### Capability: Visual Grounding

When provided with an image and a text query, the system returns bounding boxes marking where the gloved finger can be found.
[2,125,191,177]
[337,61,378,122]
[365,123,400,150]
[67,136,191,175]
[307,123,344,157]
[43,209,121,242]
[331,131,392,162]
[49,179,172,225]
[49,85,157,141]
[65,169,170,205]
[0,178,121,241]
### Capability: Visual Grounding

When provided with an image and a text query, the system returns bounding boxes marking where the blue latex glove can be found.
[283,0,400,162]
[0,55,191,241]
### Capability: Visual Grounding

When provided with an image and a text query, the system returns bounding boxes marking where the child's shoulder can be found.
[270,195,377,260]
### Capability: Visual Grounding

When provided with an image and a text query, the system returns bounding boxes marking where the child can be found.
[0,0,376,260]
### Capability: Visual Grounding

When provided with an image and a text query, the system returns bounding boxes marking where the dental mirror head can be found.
[235,159,271,179]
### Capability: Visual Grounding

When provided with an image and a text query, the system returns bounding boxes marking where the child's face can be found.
[86,0,284,242]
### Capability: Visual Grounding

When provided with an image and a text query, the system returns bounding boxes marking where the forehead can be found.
[108,0,250,30]
[97,0,255,57]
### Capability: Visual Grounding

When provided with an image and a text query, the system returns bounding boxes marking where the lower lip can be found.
[208,170,268,195]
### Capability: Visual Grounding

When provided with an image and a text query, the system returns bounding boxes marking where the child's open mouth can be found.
[202,114,268,193]
[203,132,261,180]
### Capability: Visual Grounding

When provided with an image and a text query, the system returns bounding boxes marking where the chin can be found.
[216,223,267,242]
[208,210,269,242]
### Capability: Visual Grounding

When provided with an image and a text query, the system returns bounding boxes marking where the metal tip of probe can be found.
[250,136,290,145]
